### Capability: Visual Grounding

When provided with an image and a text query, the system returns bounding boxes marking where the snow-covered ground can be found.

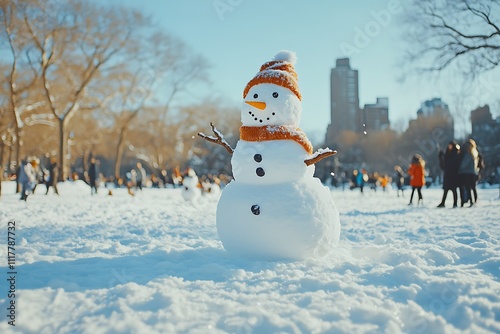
[0,180,499,334]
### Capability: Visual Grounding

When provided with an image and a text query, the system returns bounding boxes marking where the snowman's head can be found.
[242,83,302,127]
[242,51,302,127]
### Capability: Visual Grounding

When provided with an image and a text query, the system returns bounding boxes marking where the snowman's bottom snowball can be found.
[216,178,340,260]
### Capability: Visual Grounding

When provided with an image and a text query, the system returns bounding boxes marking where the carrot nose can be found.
[245,101,267,110]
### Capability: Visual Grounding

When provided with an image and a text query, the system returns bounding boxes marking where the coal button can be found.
[254,154,262,162]
[251,205,260,215]
[256,167,265,177]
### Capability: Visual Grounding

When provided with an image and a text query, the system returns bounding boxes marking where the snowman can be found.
[181,167,201,201]
[199,51,340,260]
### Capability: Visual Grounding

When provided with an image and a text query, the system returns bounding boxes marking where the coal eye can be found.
[272,92,279,98]
[253,94,258,99]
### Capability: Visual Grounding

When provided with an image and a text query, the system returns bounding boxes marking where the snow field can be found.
[0,181,499,333]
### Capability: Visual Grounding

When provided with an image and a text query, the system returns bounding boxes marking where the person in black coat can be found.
[437,141,460,208]
[88,158,99,195]
[45,157,59,195]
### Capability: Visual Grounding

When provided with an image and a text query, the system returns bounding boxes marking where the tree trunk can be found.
[0,141,3,198]
[13,133,21,193]
[83,148,91,174]
[14,129,21,170]
[114,127,127,179]
[7,141,13,176]
[58,119,68,181]
[0,141,4,170]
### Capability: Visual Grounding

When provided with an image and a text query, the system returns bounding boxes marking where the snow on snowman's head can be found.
[242,51,302,127]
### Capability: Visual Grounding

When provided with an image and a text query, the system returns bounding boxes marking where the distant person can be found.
[394,165,405,197]
[172,166,182,189]
[408,154,425,205]
[88,158,99,195]
[159,169,168,188]
[379,174,391,192]
[135,162,147,191]
[45,156,60,195]
[19,158,38,201]
[125,172,135,196]
[150,173,160,188]
[473,151,485,202]
[351,169,366,193]
[130,169,137,188]
[369,172,379,192]
[349,169,359,190]
[457,139,479,207]
[31,158,45,193]
[437,141,460,208]
[360,169,368,193]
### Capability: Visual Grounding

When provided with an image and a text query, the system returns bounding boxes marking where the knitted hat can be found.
[243,51,301,101]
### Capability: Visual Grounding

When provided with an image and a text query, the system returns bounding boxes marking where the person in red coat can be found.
[408,154,425,205]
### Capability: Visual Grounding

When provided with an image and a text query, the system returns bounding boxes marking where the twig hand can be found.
[197,122,234,155]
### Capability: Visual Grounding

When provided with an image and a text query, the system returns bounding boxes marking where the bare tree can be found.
[402,0,500,78]
[111,32,209,178]
[110,59,159,178]
[18,0,147,180]
[0,0,42,188]
[107,70,148,178]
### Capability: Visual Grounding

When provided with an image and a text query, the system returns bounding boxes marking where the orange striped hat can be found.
[243,51,301,101]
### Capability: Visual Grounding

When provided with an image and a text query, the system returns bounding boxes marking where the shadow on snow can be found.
[13,247,282,292]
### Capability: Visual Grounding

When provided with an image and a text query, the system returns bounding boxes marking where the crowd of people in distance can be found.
[348,169,396,194]
[110,164,229,197]
[345,138,484,208]
[8,155,230,201]
[91,163,230,197]
[17,156,59,201]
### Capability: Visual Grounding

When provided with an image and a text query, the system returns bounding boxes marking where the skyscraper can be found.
[325,58,360,145]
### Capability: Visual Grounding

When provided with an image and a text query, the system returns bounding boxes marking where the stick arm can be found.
[197,122,234,155]
[304,148,337,166]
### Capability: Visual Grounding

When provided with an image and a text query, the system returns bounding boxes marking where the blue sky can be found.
[106,0,499,139]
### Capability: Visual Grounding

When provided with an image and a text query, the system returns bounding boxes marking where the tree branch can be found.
[465,1,500,34]
[402,0,500,78]
[197,122,234,155]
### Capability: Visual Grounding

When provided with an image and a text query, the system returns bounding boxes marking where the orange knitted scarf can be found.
[240,125,313,154]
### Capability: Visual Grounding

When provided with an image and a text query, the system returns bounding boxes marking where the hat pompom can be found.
[273,50,297,65]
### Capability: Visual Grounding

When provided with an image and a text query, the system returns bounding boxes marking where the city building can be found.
[362,97,390,132]
[416,98,453,120]
[471,105,497,141]
[405,98,455,179]
[325,58,391,147]
[325,58,360,145]
[408,98,454,135]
